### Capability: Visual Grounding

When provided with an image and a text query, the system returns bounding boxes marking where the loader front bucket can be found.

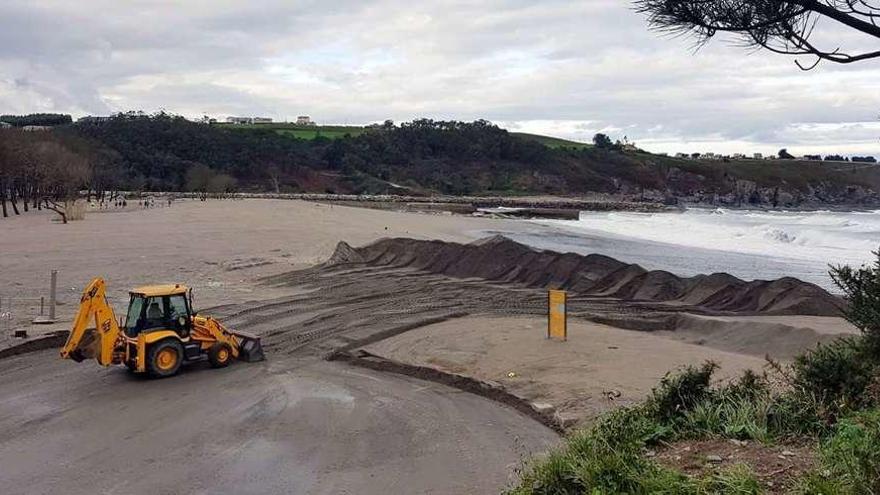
[235,331,265,362]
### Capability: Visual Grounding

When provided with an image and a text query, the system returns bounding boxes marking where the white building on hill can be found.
[226,116,273,124]
[296,115,315,126]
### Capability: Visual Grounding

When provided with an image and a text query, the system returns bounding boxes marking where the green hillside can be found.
[53,114,878,204]
[216,122,591,149]
[216,123,367,140]
[511,132,592,149]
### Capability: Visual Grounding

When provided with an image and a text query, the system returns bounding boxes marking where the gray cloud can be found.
[1,0,878,155]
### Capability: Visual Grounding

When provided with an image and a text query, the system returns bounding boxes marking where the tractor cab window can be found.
[168,295,189,320]
[142,297,167,330]
[125,293,190,337]
[168,294,191,333]
[124,296,145,336]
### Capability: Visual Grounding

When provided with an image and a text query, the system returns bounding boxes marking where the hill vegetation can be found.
[1,112,878,219]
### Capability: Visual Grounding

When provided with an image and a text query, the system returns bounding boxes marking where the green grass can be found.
[796,409,880,494]
[509,351,877,494]
[215,123,368,140]
[507,403,764,495]
[273,127,366,140]
[510,132,593,149]
[217,123,594,148]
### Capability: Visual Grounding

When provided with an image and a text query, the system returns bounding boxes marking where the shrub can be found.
[648,361,718,424]
[792,337,877,417]
[830,250,880,347]
[765,389,826,438]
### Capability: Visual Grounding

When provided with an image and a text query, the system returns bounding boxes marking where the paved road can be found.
[0,350,557,495]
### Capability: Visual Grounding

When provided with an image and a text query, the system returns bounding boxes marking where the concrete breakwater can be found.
[236,192,672,216]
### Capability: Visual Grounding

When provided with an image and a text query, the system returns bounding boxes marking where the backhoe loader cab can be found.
[61,278,264,378]
[124,285,192,339]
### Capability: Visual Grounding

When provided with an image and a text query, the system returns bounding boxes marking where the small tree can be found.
[593,133,614,149]
[831,249,880,348]
[35,141,91,223]
[778,148,795,159]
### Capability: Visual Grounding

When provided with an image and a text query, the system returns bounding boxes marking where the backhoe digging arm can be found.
[60,277,123,366]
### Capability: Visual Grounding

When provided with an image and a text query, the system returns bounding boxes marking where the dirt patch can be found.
[655,439,816,494]
[363,316,770,422]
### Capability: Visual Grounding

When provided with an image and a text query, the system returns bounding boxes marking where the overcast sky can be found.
[1,0,879,156]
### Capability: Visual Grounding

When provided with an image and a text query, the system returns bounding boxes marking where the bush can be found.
[648,362,718,424]
[792,337,878,417]
[830,250,880,346]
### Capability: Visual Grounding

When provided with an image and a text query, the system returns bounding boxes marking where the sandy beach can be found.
[0,199,517,335]
[0,197,863,494]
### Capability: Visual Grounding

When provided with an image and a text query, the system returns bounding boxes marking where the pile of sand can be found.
[329,236,843,316]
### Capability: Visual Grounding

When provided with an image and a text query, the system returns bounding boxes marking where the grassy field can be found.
[510,132,593,149]
[215,122,593,148]
[216,123,368,140]
[273,127,367,140]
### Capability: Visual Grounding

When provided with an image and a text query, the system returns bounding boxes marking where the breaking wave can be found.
[539,208,880,268]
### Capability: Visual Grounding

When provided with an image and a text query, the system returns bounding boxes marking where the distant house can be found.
[753,153,763,160]
[675,152,689,159]
[22,125,51,131]
[226,116,272,124]
[733,153,746,159]
[0,121,11,129]
[296,115,315,126]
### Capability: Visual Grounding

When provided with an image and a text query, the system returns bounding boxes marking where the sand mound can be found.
[328,236,843,316]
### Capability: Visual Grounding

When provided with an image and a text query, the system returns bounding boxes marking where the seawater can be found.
[482,208,880,291]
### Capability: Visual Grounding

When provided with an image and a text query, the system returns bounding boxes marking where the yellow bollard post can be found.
[547,289,567,341]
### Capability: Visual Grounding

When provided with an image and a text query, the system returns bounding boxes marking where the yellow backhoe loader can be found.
[60,278,264,378]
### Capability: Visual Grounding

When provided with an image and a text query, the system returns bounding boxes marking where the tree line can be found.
[0,113,73,127]
[1,112,878,220]
[0,129,91,222]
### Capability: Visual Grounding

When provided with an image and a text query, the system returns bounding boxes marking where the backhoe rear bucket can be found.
[235,332,265,362]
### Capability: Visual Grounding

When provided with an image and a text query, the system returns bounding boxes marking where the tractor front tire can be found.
[208,343,233,368]
[147,339,184,378]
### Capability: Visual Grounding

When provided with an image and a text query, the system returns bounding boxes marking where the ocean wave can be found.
[538,207,879,267]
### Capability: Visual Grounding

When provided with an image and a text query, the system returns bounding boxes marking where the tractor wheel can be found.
[147,339,184,378]
[208,342,233,368]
